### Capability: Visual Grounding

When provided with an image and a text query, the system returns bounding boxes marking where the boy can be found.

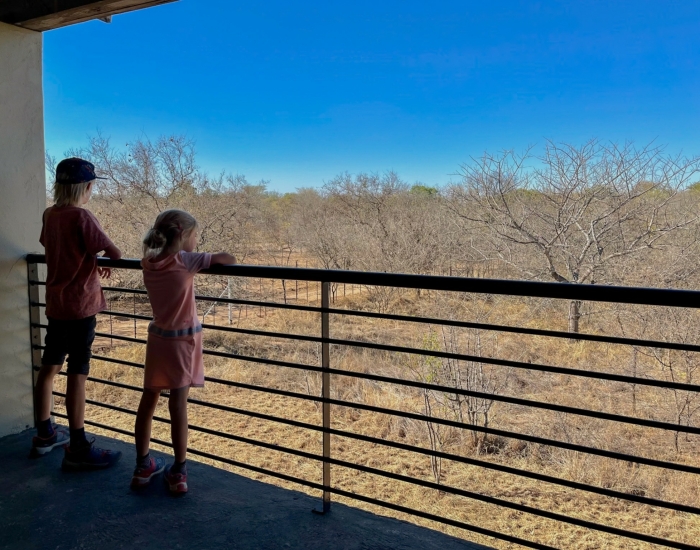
[31,157,123,470]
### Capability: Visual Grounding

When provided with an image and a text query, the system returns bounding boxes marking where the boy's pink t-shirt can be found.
[40,206,115,320]
[141,251,212,332]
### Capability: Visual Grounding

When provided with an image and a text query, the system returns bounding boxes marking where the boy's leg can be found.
[135,388,160,458]
[65,373,88,450]
[168,386,190,464]
[34,363,62,425]
[61,316,121,470]
[31,362,69,455]
[32,316,69,455]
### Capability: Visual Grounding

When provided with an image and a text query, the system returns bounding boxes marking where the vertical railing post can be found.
[314,281,331,514]
[27,260,43,426]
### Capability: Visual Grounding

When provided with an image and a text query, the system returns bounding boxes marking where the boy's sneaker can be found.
[61,438,122,471]
[30,427,69,457]
[164,464,188,495]
[130,456,165,489]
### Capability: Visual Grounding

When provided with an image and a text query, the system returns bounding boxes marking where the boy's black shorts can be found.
[41,315,97,375]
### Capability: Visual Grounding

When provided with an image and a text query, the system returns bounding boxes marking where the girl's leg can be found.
[34,363,62,423]
[134,389,160,457]
[168,386,190,464]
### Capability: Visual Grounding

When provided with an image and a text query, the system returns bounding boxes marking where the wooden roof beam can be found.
[0,0,177,32]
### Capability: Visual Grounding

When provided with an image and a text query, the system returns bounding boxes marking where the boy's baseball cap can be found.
[55,157,107,185]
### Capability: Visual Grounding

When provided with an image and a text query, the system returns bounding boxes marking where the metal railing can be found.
[26,253,700,550]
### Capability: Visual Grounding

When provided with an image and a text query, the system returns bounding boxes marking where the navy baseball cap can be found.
[55,157,107,185]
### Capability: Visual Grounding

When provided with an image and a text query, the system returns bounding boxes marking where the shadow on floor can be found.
[0,429,492,550]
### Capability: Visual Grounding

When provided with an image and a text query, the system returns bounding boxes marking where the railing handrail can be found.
[24,253,700,307]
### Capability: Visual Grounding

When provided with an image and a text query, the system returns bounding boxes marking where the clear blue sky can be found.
[43,0,700,191]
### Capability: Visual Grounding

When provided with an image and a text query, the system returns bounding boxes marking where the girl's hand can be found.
[98,267,112,279]
[211,253,237,266]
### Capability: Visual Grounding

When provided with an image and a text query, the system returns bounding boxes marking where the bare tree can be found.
[449,140,700,332]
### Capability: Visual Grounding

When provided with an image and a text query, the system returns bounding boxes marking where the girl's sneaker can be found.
[30,427,69,457]
[61,438,122,471]
[164,464,188,495]
[131,456,165,489]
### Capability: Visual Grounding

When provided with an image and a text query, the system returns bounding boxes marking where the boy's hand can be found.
[98,267,112,279]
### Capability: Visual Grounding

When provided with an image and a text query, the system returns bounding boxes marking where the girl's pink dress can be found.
[141,251,212,390]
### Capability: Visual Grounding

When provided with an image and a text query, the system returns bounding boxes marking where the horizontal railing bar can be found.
[62,394,325,464]
[198,324,322,343]
[92,355,144,369]
[93,317,700,395]
[322,367,700,433]
[78,353,700,474]
[327,398,700,475]
[94,348,324,378]
[28,279,46,286]
[327,486,556,550]
[50,411,323,492]
[85,331,700,431]
[95,319,700,394]
[186,397,323,432]
[195,294,323,313]
[95,331,146,344]
[55,370,141,392]
[323,335,700,395]
[98,295,700,354]
[101,286,148,295]
[197,377,323,402]
[101,310,152,321]
[328,427,700,515]
[37,296,700,362]
[329,458,697,549]
[165,323,700,431]
[67,361,323,404]
[25,253,700,307]
[54,385,322,437]
[99,292,700,356]
[49,412,554,550]
[326,308,700,354]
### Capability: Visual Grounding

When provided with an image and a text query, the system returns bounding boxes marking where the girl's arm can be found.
[211,252,237,266]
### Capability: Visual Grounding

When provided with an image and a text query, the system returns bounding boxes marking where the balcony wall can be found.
[0,21,45,436]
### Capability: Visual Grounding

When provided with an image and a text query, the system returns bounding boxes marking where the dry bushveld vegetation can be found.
[48,136,700,549]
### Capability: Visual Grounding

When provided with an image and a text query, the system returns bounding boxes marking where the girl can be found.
[131,209,236,493]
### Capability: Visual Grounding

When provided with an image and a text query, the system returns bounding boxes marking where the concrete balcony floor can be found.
[0,429,489,550]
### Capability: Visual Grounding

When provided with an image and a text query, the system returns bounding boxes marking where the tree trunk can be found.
[568,300,582,333]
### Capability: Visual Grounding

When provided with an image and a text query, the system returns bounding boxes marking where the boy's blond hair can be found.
[53,180,92,207]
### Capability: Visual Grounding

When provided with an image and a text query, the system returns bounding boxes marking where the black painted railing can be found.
[26,253,700,550]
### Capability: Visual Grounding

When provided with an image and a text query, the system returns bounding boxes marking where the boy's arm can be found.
[211,253,237,266]
[101,243,122,260]
[39,208,50,247]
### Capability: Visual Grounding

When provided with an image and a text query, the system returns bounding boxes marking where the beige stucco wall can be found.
[0,22,45,436]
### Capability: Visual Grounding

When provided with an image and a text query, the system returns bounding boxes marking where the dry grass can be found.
[52,287,700,550]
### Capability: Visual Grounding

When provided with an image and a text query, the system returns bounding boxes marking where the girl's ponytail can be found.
[143,228,167,251]
[142,209,198,258]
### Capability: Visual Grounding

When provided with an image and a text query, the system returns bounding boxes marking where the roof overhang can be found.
[0,0,177,32]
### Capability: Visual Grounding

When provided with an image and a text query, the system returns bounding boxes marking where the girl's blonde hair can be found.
[143,209,198,258]
[53,180,92,207]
